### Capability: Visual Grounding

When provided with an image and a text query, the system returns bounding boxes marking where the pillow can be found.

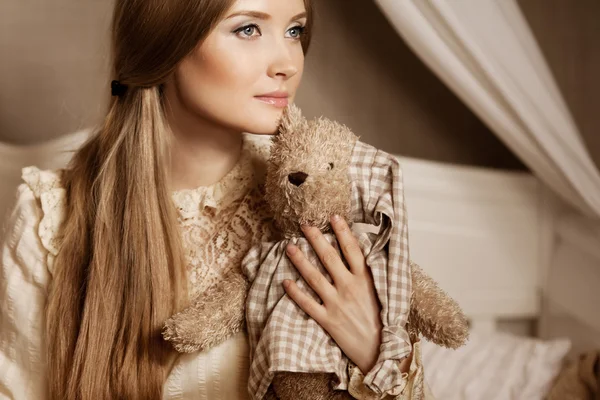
[421,331,571,400]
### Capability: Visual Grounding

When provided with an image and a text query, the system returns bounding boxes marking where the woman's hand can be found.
[282,215,384,374]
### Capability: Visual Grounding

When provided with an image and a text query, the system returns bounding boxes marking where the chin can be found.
[243,111,285,135]
[244,125,280,136]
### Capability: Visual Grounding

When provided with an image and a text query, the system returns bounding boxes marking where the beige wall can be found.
[1,0,597,171]
[517,0,600,171]
[0,0,113,144]
[296,0,524,170]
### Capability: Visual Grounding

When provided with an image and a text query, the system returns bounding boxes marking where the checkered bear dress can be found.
[242,140,413,399]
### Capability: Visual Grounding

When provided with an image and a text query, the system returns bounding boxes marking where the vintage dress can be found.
[0,133,424,399]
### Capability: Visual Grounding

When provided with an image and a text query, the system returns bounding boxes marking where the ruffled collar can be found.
[171,135,256,219]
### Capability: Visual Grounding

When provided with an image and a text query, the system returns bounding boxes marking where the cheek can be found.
[291,57,304,99]
[174,43,265,129]
[177,46,257,109]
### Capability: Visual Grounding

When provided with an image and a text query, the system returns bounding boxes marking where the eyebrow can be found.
[226,11,307,21]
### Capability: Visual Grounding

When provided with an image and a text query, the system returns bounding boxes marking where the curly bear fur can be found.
[162,104,469,399]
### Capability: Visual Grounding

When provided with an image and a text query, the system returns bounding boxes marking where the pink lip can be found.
[257,91,288,97]
[255,96,289,108]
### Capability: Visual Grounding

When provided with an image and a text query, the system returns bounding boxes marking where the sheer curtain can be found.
[373,0,600,219]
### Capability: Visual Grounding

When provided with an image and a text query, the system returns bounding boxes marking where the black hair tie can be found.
[111,80,128,97]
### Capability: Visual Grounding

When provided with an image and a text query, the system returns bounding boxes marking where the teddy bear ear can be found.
[278,103,307,135]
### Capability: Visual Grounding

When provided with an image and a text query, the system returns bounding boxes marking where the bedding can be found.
[421,331,571,400]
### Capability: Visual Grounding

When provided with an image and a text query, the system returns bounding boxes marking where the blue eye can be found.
[235,24,261,38]
[234,24,306,40]
[287,25,306,39]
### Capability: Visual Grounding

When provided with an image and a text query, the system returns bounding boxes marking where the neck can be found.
[164,90,244,192]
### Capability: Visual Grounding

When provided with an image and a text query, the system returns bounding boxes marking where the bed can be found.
[1,128,599,399]
[398,155,600,398]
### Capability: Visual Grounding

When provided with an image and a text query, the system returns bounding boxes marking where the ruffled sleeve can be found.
[347,340,428,400]
[20,166,67,275]
[0,170,60,400]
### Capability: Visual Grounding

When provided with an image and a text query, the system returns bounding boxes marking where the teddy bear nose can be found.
[288,171,308,186]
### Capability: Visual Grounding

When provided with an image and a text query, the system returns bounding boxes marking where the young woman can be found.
[0,0,419,399]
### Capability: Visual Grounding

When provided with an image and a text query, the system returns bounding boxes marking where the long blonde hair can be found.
[45,1,314,399]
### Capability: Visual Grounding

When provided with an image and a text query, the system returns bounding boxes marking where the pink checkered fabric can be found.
[242,140,412,399]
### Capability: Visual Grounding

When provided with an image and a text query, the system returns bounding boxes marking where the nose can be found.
[288,171,308,186]
[267,40,299,79]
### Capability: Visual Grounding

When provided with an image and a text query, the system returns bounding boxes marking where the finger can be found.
[300,225,350,285]
[286,244,337,304]
[330,215,367,275]
[283,279,328,326]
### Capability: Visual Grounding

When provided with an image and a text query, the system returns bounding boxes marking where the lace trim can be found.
[21,166,66,275]
[171,134,256,219]
[19,133,273,283]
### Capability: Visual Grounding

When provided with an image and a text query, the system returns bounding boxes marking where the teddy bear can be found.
[162,104,469,400]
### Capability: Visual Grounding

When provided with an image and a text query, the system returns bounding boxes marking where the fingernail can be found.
[331,214,341,222]
[286,244,297,255]
[283,279,291,289]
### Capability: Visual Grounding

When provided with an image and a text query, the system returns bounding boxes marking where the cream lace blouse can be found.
[0,133,421,400]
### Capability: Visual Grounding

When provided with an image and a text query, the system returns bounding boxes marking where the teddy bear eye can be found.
[327,162,334,170]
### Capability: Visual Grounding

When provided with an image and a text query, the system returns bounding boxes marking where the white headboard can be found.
[398,156,553,335]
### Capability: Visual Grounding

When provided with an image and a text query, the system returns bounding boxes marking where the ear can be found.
[278,103,307,136]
